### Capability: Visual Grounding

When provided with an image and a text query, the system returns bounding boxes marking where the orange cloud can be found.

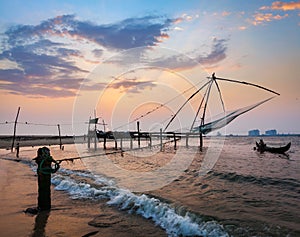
[222,11,231,17]
[251,13,289,25]
[260,1,300,11]
[238,26,247,30]
[173,17,183,24]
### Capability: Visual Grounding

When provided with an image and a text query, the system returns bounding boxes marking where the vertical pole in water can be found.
[11,107,20,152]
[137,121,140,148]
[57,124,62,150]
[120,138,123,151]
[114,139,118,150]
[173,133,177,150]
[103,136,107,150]
[94,125,97,152]
[160,128,163,152]
[199,131,203,152]
[94,110,97,151]
[130,137,133,149]
[149,134,152,148]
[186,133,189,148]
[94,130,97,151]
[87,117,91,149]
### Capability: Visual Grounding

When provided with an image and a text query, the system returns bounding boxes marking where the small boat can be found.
[256,141,291,154]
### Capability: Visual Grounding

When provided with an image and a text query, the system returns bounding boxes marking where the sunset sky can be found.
[0,0,299,135]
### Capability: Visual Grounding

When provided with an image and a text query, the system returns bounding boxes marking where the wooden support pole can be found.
[199,131,203,152]
[130,137,133,149]
[16,142,20,158]
[173,133,177,150]
[186,133,189,148]
[57,124,62,150]
[137,121,140,148]
[11,107,20,152]
[149,135,152,148]
[87,117,91,149]
[120,138,123,150]
[114,139,117,150]
[103,136,107,150]
[94,110,97,151]
[94,130,97,151]
[160,128,163,152]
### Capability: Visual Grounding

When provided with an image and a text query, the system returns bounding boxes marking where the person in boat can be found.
[212,72,216,80]
[258,139,265,147]
[257,139,266,152]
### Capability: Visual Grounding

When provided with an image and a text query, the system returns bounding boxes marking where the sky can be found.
[0,0,299,135]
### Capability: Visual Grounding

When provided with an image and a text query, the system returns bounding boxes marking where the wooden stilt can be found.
[114,139,117,150]
[199,131,203,152]
[87,117,91,149]
[186,133,189,148]
[137,121,140,148]
[173,133,177,150]
[57,124,62,150]
[103,136,106,150]
[11,107,20,152]
[160,128,163,152]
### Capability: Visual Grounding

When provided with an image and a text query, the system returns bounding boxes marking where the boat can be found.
[256,141,291,154]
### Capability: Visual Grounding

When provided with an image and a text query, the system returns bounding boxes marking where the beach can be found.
[0,136,299,236]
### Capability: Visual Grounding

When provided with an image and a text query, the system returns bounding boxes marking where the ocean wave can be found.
[209,171,300,191]
[52,169,229,237]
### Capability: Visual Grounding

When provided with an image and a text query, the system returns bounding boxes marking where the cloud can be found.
[0,14,229,98]
[108,77,156,94]
[147,38,228,70]
[0,14,173,97]
[260,1,300,11]
[196,38,227,65]
[31,14,171,49]
[251,12,289,25]
[238,26,247,30]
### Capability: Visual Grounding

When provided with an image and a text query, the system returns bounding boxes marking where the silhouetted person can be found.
[257,139,266,153]
[33,147,60,211]
[259,139,265,147]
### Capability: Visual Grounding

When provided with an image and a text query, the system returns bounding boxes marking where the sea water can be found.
[3,135,299,236]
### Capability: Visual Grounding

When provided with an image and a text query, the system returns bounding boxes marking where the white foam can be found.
[51,169,229,237]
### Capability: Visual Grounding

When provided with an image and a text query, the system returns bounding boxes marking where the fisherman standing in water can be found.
[33,147,60,211]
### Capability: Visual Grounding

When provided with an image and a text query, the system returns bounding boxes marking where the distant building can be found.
[265,129,277,136]
[248,129,260,136]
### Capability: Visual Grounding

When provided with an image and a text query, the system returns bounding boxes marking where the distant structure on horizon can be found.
[248,129,260,136]
[265,129,277,136]
[248,129,278,136]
